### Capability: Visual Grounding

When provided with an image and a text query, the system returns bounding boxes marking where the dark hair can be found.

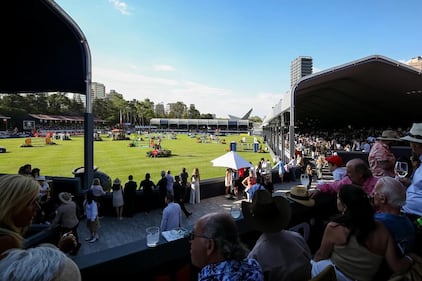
[145,173,150,179]
[174,175,180,181]
[128,175,133,180]
[86,189,94,204]
[202,213,248,261]
[332,184,376,246]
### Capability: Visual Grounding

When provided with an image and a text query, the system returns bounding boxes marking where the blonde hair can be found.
[0,175,40,247]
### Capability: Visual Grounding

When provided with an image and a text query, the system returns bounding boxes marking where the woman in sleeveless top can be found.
[311,184,413,281]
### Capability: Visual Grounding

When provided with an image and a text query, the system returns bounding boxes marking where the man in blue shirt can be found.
[190,212,263,281]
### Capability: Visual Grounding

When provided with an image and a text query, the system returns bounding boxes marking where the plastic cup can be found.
[230,203,241,219]
[146,226,160,247]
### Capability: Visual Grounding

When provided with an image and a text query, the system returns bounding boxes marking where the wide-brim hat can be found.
[59,192,74,204]
[285,185,315,207]
[242,189,291,233]
[325,155,343,167]
[35,175,46,181]
[401,123,422,144]
[113,178,121,185]
[377,130,401,141]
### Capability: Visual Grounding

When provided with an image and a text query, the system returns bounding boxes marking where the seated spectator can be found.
[325,155,347,181]
[311,184,413,281]
[242,190,311,281]
[310,158,378,198]
[0,245,81,280]
[372,176,415,253]
[0,175,77,256]
[368,130,400,177]
[160,193,182,231]
[190,212,263,281]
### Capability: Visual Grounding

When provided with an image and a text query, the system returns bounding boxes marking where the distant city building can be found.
[408,56,422,70]
[155,103,165,116]
[165,103,176,114]
[290,56,313,88]
[91,82,106,99]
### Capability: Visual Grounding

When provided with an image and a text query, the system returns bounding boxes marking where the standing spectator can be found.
[242,189,311,281]
[83,189,99,243]
[139,173,156,213]
[90,178,106,218]
[315,155,325,180]
[165,170,174,195]
[190,212,263,281]
[173,175,192,218]
[112,178,124,220]
[304,163,314,188]
[242,170,257,201]
[225,168,233,195]
[272,157,285,184]
[160,193,182,232]
[190,168,200,204]
[368,130,400,177]
[180,167,189,200]
[325,155,347,181]
[157,170,168,212]
[52,192,81,255]
[124,175,137,217]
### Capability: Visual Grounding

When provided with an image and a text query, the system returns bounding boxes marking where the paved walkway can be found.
[75,180,299,257]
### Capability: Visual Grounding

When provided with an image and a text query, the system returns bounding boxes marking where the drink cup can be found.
[230,203,241,219]
[146,226,160,247]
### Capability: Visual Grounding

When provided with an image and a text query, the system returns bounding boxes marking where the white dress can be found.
[112,187,124,207]
[189,176,200,204]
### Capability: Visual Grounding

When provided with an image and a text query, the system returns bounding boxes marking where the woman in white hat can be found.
[112,178,124,220]
[52,192,80,255]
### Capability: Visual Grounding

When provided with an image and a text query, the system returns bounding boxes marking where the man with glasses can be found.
[190,212,263,281]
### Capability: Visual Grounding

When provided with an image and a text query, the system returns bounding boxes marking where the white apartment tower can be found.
[91,82,106,99]
[290,56,313,88]
[408,56,422,71]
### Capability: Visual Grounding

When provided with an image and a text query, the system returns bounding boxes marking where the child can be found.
[84,189,99,243]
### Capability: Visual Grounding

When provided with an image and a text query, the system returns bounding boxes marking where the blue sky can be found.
[56,0,422,119]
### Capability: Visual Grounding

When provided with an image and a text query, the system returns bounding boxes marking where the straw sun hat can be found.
[401,123,422,144]
[58,192,74,204]
[285,185,315,207]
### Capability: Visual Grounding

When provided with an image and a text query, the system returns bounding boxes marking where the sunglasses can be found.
[188,231,212,241]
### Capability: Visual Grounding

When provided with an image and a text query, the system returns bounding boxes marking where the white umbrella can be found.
[211,151,253,170]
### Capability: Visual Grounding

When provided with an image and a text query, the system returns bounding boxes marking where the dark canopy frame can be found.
[287,55,422,157]
[1,0,94,189]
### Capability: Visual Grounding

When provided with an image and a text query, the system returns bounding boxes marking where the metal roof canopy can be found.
[287,55,422,157]
[0,0,94,190]
[291,55,422,130]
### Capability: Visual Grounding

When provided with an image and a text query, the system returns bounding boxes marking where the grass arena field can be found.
[0,133,269,183]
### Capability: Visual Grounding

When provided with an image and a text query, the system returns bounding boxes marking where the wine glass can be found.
[394,161,409,178]
[300,174,310,187]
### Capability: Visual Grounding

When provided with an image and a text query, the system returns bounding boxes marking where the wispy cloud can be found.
[109,0,130,15]
[153,65,176,72]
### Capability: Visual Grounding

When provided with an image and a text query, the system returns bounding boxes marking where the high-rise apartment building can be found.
[91,82,106,99]
[155,103,165,116]
[290,56,313,88]
[408,56,422,71]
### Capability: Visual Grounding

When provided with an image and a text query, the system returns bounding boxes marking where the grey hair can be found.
[201,212,249,261]
[0,245,69,281]
[376,176,406,207]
